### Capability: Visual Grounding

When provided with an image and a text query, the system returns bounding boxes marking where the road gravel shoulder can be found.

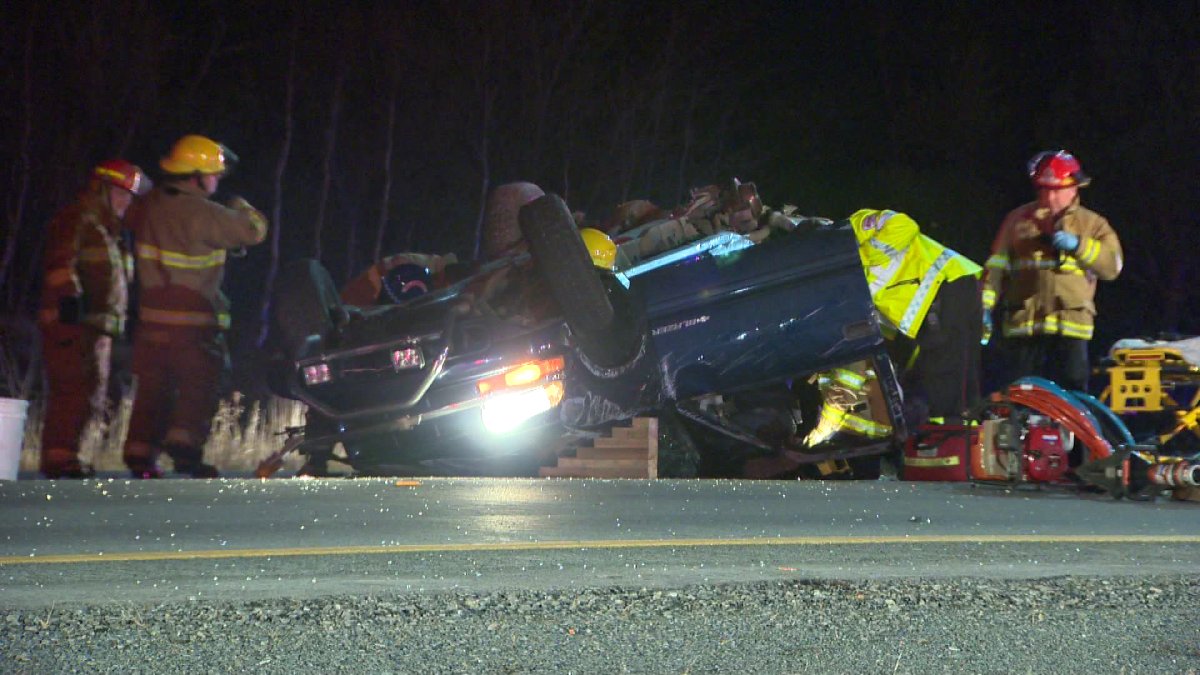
[5,574,1199,673]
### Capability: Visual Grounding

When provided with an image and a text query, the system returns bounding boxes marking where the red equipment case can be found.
[902,424,979,481]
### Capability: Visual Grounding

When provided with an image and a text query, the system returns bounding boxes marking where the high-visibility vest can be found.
[848,209,981,339]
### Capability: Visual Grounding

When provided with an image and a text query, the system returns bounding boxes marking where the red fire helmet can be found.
[1027,150,1091,189]
[93,159,149,195]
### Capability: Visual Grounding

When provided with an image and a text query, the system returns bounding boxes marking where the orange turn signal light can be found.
[477,356,564,396]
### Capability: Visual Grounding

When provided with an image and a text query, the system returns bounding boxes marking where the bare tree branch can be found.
[256,14,299,348]
[312,58,346,262]
[373,82,398,265]
[0,5,37,305]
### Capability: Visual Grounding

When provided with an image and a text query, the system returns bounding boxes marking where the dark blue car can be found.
[266,194,905,478]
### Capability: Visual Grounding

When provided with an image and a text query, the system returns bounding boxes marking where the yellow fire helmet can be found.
[579,227,617,270]
[159,134,237,175]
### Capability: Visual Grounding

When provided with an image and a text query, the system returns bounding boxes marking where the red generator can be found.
[1020,421,1071,483]
[904,418,1071,484]
[974,416,1072,484]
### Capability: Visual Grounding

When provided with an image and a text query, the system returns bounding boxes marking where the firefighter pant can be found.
[1010,334,1090,393]
[40,323,111,472]
[124,324,227,468]
[910,275,982,421]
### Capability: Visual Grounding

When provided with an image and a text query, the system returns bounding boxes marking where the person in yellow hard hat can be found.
[122,135,268,478]
[38,159,149,478]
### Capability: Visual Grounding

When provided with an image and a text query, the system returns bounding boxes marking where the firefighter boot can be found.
[166,443,219,479]
[40,447,96,479]
[123,442,163,479]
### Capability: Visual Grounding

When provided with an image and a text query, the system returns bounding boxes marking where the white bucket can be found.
[0,397,29,480]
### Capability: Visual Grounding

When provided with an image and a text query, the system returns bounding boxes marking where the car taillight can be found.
[302,363,332,385]
[391,347,425,370]
[476,356,565,396]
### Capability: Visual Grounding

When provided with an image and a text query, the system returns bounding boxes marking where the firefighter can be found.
[38,160,148,478]
[122,135,268,478]
[982,150,1123,392]
[847,209,983,423]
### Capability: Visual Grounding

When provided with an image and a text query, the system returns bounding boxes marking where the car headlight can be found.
[481,381,564,434]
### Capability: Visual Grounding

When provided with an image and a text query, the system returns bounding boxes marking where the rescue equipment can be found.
[1098,346,1199,413]
[1075,446,1200,500]
[902,424,977,481]
[1096,341,1200,455]
[965,376,1125,486]
[996,377,1118,462]
[903,416,1071,485]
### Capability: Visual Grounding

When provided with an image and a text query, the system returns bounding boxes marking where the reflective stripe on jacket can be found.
[981,200,1122,341]
[803,365,892,446]
[848,209,982,339]
[127,181,267,330]
[38,185,130,336]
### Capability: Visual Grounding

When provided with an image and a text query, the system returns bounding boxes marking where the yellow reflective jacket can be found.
[981,199,1122,340]
[848,209,982,339]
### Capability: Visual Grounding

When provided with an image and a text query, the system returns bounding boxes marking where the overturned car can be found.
[265,195,906,478]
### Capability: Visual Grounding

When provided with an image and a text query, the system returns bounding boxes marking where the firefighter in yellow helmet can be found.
[38,159,148,478]
[122,135,268,478]
[847,209,983,424]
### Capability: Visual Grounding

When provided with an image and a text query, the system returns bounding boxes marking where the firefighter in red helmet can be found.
[38,159,148,478]
[982,150,1123,392]
[122,135,268,478]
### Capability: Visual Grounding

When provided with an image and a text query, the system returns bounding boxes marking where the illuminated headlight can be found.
[481,382,564,434]
[391,347,425,370]
[302,363,332,385]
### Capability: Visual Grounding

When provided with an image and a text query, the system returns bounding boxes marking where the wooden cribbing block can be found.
[539,416,658,478]
[576,447,648,460]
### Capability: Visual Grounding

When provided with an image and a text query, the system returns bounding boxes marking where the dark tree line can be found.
[2,0,1198,375]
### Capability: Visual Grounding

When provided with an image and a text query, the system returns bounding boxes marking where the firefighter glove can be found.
[58,295,83,324]
[1052,230,1079,253]
[981,310,993,346]
[228,195,267,234]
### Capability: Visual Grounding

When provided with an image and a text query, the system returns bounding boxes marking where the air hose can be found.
[992,377,1115,461]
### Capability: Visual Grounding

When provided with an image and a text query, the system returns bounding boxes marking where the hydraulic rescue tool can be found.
[1075,446,1200,499]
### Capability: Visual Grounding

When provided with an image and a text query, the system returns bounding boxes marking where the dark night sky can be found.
[2,0,1197,360]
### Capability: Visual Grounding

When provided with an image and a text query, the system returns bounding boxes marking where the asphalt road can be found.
[2,477,1198,609]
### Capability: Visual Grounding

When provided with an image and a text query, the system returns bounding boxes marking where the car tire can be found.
[572,274,648,370]
[518,194,614,335]
[269,258,343,361]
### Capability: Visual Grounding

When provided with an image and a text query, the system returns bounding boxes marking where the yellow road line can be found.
[3,534,1200,566]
